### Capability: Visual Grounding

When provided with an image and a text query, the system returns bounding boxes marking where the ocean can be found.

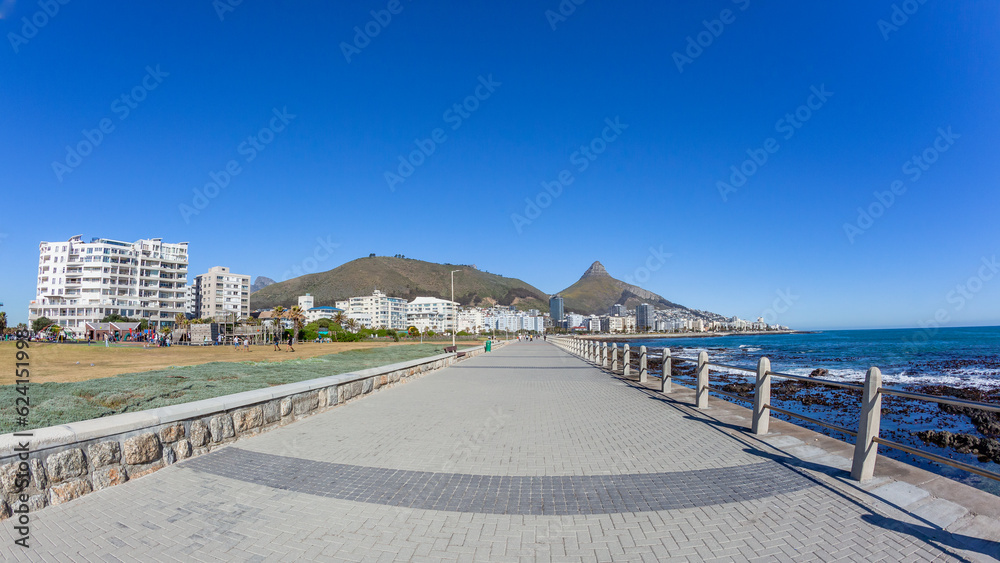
[621,326,1000,495]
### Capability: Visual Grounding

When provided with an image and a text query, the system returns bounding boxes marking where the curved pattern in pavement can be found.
[184,447,816,515]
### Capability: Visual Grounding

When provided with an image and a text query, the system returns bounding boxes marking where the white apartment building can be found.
[335,290,407,330]
[586,315,601,332]
[566,313,585,329]
[29,235,188,334]
[298,294,314,311]
[188,266,250,320]
[406,296,457,333]
[456,310,484,333]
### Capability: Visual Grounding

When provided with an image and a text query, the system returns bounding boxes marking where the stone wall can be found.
[0,343,498,518]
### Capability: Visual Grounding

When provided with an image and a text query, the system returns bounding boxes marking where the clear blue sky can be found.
[1,1,998,330]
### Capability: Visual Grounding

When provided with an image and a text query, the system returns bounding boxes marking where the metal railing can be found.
[560,337,1000,484]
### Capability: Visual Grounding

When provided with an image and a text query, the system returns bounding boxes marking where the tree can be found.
[272,306,286,342]
[407,326,419,337]
[289,306,306,344]
[32,317,54,333]
[345,318,359,333]
[0,312,6,334]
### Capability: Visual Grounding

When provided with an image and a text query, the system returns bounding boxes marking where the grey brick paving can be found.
[183,448,813,515]
[0,341,989,561]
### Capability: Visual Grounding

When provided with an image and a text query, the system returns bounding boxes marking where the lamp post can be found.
[450,270,460,351]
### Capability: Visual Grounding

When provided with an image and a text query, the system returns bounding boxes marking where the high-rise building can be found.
[636,303,654,332]
[549,295,564,323]
[29,235,188,333]
[407,296,458,332]
[610,303,625,316]
[188,266,250,320]
[336,290,408,330]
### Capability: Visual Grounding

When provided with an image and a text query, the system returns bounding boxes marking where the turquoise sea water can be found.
[623,326,1000,494]
[632,326,1000,389]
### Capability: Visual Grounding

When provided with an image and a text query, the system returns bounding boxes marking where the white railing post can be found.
[661,348,671,393]
[611,343,618,371]
[752,356,771,435]
[696,350,709,408]
[623,344,631,376]
[639,345,648,383]
[588,341,594,362]
[601,342,607,367]
[851,367,883,481]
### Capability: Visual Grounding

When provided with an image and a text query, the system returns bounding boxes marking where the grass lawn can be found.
[0,340,424,386]
[0,343,455,434]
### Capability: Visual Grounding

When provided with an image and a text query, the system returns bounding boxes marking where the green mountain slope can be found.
[250,256,549,312]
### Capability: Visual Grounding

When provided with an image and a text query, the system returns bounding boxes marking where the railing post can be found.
[611,343,618,372]
[588,341,594,362]
[752,356,771,435]
[661,348,671,393]
[851,367,883,481]
[639,345,648,383]
[601,342,607,367]
[696,350,709,408]
[623,344,631,376]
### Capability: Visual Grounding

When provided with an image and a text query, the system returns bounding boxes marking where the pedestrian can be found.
[243,336,250,352]
[234,336,240,352]
[287,332,295,352]
[104,333,109,348]
[273,334,282,351]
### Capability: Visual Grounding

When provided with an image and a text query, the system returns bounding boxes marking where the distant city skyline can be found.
[1,2,999,331]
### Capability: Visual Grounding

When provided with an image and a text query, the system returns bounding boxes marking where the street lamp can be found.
[450,269,460,351]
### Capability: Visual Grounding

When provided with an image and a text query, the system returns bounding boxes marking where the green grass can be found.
[1,344,450,434]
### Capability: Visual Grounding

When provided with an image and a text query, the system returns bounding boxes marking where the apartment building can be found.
[28,235,188,333]
[335,290,407,330]
[188,266,250,320]
[406,296,458,333]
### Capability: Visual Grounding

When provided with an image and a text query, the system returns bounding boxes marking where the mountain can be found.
[250,276,275,292]
[250,256,550,311]
[557,261,724,320]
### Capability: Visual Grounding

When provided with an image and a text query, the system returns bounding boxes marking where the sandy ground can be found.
[0,340,424,385]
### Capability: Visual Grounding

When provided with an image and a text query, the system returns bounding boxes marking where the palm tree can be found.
[332,310,346,329]
[345,318,359,333]
[289,306,306,344]
[272,306,286,343]
[0,312,7,335]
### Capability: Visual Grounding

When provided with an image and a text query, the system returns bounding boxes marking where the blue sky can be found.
[1,0,998,330]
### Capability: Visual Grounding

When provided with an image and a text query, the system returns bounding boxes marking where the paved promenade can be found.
[2,341,998,561]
